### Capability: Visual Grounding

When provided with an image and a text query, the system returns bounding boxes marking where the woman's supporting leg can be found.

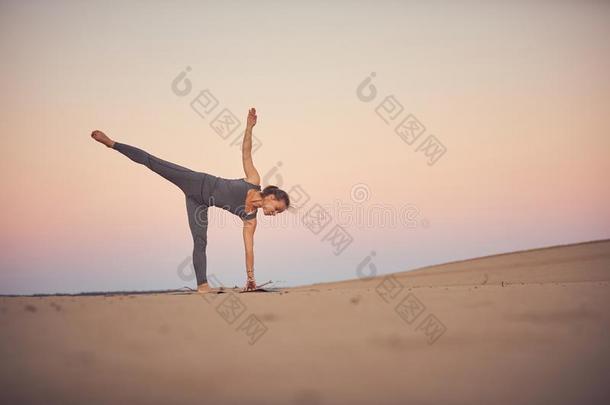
[113,142,201,196]
[185,196,209,286]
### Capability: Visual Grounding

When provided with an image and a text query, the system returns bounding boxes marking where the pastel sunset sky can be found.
[1,0,609,294]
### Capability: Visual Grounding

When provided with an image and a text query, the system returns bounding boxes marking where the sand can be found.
[1,239,609,404]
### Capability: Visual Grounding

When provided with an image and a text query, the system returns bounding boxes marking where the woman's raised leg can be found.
[112,141,202,196]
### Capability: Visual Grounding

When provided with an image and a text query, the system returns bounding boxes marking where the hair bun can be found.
[260,185,290,209]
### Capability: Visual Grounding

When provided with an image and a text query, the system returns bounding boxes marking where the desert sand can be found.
[1,239,609,404]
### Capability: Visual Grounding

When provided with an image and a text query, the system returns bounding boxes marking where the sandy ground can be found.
[1,239,609,404]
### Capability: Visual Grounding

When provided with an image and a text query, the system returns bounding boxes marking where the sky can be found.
[1,0,609,294]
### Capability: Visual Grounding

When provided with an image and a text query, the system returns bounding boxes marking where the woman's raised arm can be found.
[242,107,261,185]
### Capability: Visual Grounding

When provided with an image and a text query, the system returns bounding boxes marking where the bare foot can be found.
[197,283,212,293]
[91,130,115,148]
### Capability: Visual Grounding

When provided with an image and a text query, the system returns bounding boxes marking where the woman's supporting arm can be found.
[242,217,257,290]
[242,108,261,184]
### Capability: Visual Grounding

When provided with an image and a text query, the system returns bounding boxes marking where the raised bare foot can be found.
[91,130,115,148]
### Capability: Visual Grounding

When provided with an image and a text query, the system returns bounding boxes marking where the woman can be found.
[91,107,290,293]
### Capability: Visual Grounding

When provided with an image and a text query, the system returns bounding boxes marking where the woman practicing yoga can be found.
[91,107,290,293]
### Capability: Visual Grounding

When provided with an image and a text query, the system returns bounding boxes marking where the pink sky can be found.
[1,1,609,294]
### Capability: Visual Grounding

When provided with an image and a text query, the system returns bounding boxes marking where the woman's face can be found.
[262,195,287,216]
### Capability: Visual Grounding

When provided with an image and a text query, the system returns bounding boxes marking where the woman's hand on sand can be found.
[243,277,257,292]
[246,107,257,129]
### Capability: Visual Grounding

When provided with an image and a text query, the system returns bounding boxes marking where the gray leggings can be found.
[112,142,211,286]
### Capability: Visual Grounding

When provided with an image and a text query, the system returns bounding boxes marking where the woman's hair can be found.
[261,185,290,208]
